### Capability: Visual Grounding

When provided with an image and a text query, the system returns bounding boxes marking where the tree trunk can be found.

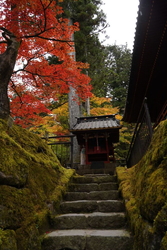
[0,28,20,119]
[68,19,80,165]
[68,86,80,165]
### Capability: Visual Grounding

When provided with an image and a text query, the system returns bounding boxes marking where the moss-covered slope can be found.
[0,119,75,250]
[116,120,167,250]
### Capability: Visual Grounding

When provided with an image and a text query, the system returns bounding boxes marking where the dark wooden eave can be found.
[123,0,167,123]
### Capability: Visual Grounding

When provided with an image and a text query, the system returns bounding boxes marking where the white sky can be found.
[99,0,139,50]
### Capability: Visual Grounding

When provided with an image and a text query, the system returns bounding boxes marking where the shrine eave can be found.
[71,114,122,132]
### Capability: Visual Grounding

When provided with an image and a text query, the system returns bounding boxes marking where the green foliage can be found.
[60,0,106,33]
[48,55,64,65]
[100,45,132,113]
[95,45,132,160]
[115,122,135,162]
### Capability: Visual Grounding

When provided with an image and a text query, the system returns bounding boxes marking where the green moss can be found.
[116,120,167,249]
[34,210,50,233]
[16,223,41,250]
[0,119,76,249]
[160,232,167,250]
[0,229,17,250]
[116,167,139,231]
[50,168,75,212]
[116,166,134,199]
[153,202,167,234]
[0,186,35,229]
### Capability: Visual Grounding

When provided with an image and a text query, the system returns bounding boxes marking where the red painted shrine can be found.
[71,115,122,165]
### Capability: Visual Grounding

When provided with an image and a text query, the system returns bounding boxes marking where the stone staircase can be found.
[42,173,133,250]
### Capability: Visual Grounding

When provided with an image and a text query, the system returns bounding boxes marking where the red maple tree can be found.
[0,0,92,127]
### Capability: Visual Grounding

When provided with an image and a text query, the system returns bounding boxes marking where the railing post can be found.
[144,99,153,137]
[70,135,74,168]
[126,97,153,168]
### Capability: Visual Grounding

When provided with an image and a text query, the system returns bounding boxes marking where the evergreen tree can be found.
[95,45,132,114]
[94,45,132,163]
[59,0,108,86]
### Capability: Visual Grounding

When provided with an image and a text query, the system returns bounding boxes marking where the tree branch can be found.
[23,33,74,45]
[0,41,7,44]
[0,27,16,37]
[10,80,23,105]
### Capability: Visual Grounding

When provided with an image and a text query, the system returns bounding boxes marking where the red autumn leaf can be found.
[0,0,92,127]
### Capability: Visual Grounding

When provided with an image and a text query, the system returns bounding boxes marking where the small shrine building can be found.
[71,114,122,166]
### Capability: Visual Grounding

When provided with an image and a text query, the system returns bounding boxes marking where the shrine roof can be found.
[71,114,121,132]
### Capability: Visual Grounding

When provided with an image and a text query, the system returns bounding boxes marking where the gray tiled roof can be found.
[72,115,121,131]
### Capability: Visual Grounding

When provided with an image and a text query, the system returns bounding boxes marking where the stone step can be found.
[69,182,118,192]
[52,212,126,229]
[60,200,124,213]
[73,175,117,184]
[65,190,119,201]
[76,167,115,176]
[42,229,133,250]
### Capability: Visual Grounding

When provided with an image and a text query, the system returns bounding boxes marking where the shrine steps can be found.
[76,162,116,176]
[42,173,133,250]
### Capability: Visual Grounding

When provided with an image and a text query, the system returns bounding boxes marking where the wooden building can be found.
[123,0,167,167]
[71,115,122,166]
[124,0,167,124]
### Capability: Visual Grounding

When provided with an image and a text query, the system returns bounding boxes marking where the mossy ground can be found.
[116,120,167,250]
[0,119,75,250]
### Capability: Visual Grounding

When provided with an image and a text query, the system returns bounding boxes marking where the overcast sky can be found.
[99,0,139,50]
